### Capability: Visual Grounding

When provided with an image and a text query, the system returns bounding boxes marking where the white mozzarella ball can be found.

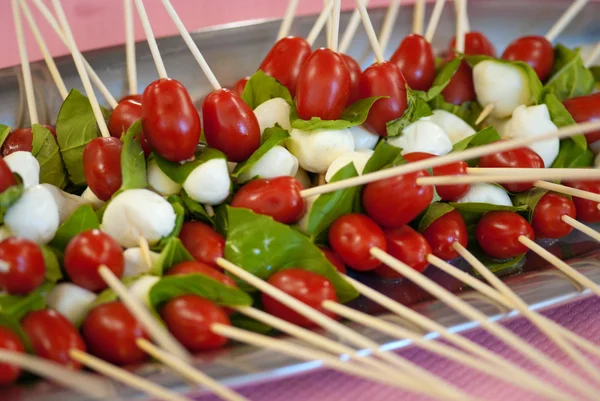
[388,120,453,156]
[457,183,513,207]
[325,149,374,182]
[81,187,105,210]
[505,104,559,168]
[473,60,531,119]
[127,275,160,307]
[298,195,319,234]
[287,128,355,173]
[349,125,379,150]
[183,158,231,205]
[101,189,176,248]
[253,98,291,134]
[295,168,312,189]
[123,247,161,277]
[238,145,299,183]
[45,283,97,325]
[589,140,600,155]
[4,151,39,188]
[426,110,476,144]
[41,184,87,224]
[147,159,181,196]
[5,184,59,244]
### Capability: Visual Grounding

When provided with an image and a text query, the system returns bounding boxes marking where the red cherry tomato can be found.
[108,99,142,138]
[502,36,554,81]
[119,94,143,103]
[22,309,86,369]
[402,152,435,163]
[262,269,338,327]
[295,48,351,121]
[138,131,152,157]
[0,326,24,385]
[318,246,347,274]
[476,211,534,258]
[402,153,469,201]
[142,78,201,162]
[43,125,57,138]
[531,193,576,239]
[422,210,468,260]
[167,261,237,288]
[447,32,497,58]
[259,36,312,96]
[564,180,600,223]
[359,62,408,136]
[179,221,225,267]
[441,61,476,105]
[479,145,544,192]
[64,229,124,292]
[160,295,229,352]
[390,34,436,91]
[1,128,33,156]
[375,226,431,279]
[82,301,149,365]
[363,170,433,228]
[341,54,362,106]
[328,214,386,271]
[0,157,17,193]
[232,76,250,97]
[202,88,261,162]
[231,176,306,224]
[83,137,123,201]
[563,94,600,145]
[0,238,45,295]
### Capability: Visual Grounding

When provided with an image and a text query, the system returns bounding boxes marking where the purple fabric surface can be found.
[195,296,600,401]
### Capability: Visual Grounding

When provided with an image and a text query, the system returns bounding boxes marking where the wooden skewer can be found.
[462,0,470,33]
[412,0,425,36]
[134,0,167,80]
[50,0,111,138]
[424,0,446,43]
[454,0,466,53]
[124,0,137,96]
[418,172,600,186]
[378,0,401,55]
[138,236,154,270]
[584,41,600,68]
[205,204,215,217]
[325,0,333,50]
[277,0,300,41]
[306,0,335,47]
[562,215,600,242]
[330,0,341,52]
[545,0,589,43]
[534,180,600,203]
[474,103,494,125]
[69,349,193,401]
[0,350,115,398]
[338,0,370,54]
[136,339,249,401]
[467,167,597,176]
[356,0,385,64]
[12,0,38,125]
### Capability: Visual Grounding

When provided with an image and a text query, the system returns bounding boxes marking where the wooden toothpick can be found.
[12,0,38,125]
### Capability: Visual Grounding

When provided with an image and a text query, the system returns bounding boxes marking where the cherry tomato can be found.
[0,158,17,193]
[422,210,468,260]
[318,246,347,274]
[390,34,436,91]
[43,125,57,138]
[142,78,201,162]
[441,61,476,105]
[231,176,306,224]
[363,170,433,228]
[0,238,45,295]
[259,36,312,96]
[402,152,435,163]
[563,93,600,145]
[167,261,237,288]
[502,36,554,81]
[375,226,431,279]
[479,145,544,192]
[262,269,338,327]
[83,137,123,201]
[22,309,86,369]
[402,153,469,201]
[64,229,124,292]
[359,62,408,136]
[447,32,497,58]
[108,99,142,138]
[328,214,386,271]
[295,48,351,120]
[120,94,143,103]
[160,294,229,352]
[531,193,576,239]
[82,301,149,365]
[232,76,250,97]
[476,211,534,258]
[564,180,600,223]
[138,130,152,157]
[342,54,361,106]
[202,88,261,162]
[0,326,24,385]
[1,128,32,156]
[179,221,225,268]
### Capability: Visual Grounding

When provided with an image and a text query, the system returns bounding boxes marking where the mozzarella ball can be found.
[505,104,559,168]
[127,275,160,307]
[4,184,59,244]
[295,168,312,189]
[238,145,299,183]
[183,158,231,205]
[41,184,87,224]
[473,60,531,119]
[101,189,176,248]
[147,159,181,196]
[457,183,513,207]
[4,151,39,188]
[485,116,512,138]
[298,195,319,234]
[325,149,374,182]
[253,98,291,134]
[426,110,476,144]
[81,187,105,210]
[388,120,453,156]
[45,283,97,325]
[287,128,355,173]
[123,247,160,277]
[349,125,379,150]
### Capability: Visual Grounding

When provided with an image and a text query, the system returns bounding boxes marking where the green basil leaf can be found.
[512,187,549,221]
[0,182,24,225]
[151,195,186,250]
[452,126,501,152]
[429,95,482,127]
[0,314,32,351]
[0,282,54,319]
[214,204,229,237]
[0,125,11,149]
[41,245,63,283]
[120,120,147,191]
[229,313,273,334]
[151,236,194,276]
[31,124,69,189]
[386,88,432,137]
[232,126,289,178]
[449,202,528,226]
[242,70,293,109]
[155,147,226,185]
[49,204,100,250]
[362,141,402,174]
[544,44,595,102]
[471,251,526,278]
[591,66,600,89]
[417,202,455,232]
[544,93,587,149]
[31,124,49,155]
[290,97,385,131]
[181,190,214,226]
[424,56,463,101]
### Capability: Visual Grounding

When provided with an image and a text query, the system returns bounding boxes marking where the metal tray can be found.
[3,1,600,400]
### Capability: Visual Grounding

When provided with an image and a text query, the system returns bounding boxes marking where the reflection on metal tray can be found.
[3,1,600,400]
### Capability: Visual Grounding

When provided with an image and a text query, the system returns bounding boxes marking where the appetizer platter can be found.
[1,0,600,400]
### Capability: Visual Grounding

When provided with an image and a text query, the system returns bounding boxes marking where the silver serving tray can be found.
[3,1,600,400]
